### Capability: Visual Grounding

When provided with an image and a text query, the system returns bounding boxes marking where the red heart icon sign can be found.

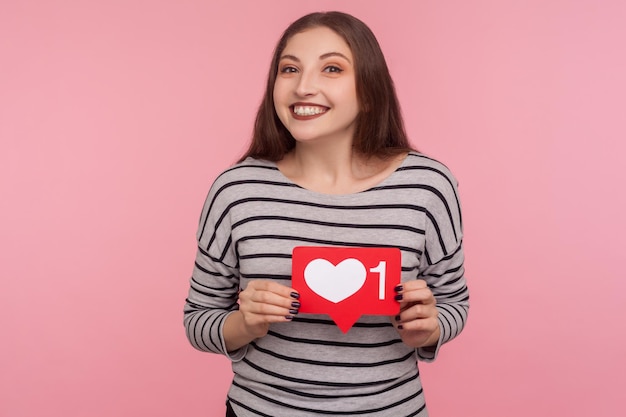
[292,247,401,333]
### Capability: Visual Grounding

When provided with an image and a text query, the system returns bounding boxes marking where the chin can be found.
[288,131,324,143]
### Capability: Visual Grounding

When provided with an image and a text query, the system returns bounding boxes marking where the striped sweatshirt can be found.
[184,152,469,416]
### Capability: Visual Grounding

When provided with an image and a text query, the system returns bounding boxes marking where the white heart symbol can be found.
[304,258,367,303]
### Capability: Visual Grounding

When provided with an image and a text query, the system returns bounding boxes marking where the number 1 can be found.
[370,261,387,300]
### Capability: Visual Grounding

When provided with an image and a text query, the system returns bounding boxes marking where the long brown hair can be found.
[239,11,412,162]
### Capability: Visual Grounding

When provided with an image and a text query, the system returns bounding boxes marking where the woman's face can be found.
[273,26,359,146]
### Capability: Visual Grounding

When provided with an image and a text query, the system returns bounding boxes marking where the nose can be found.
[295,71,318,97]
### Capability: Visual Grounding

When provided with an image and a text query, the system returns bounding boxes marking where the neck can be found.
[276,135,407,195]
[296,142,352,175]
[290,138,371,186]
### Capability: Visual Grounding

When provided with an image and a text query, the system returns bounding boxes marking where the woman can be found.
[184,11,469,417]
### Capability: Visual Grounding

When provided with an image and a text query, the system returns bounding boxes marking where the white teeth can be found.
[293,106,326,116]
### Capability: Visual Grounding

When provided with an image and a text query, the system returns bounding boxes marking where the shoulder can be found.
[211,157,281,188]
[197,158,285,236]
[398,152,460,191]
[399,153,464,254]
[201,157,296,213]
[399,152,464,229]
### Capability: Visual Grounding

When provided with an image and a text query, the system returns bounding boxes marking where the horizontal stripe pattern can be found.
[183,152,469,416]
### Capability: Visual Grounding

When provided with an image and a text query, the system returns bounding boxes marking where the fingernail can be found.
[394,294,403,301]
[291,301,301,308]
[397,324,403,330]
[394,284,403,292]
[394,315,401,321]
[290,292,300,299]
[289,309,299,315]
[285,315,294,320]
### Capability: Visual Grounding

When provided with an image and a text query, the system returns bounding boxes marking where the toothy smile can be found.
[292,105,328,116]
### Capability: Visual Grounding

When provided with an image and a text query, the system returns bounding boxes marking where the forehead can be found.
[282,26,353,59]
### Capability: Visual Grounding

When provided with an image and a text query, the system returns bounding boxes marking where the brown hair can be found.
[239,11,412,162]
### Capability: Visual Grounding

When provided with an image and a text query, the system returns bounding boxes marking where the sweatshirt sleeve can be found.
[183,174,247,361]
[416,166,470,362]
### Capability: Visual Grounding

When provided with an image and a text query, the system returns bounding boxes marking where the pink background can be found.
[1,0,625,416]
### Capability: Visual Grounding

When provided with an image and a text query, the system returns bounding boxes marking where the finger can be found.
[395,281,434,305]
[246,280,300,301]
[396,290,435,310]
[239,294,300,321]
[403,279,428,291]
[241,312,296,335]
[394,279,428,298]
[394,306,438,333]
[244,299,295,316]
[396,303,437,323]
[396,316,438,333]
[405,289,435,306]
[239,298,300,327]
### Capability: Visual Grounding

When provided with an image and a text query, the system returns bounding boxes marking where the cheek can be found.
[339,86,360,114]
[272,85,282,110]
[330,80,358,106]
[273,82,288,110]
[273,77,289,100]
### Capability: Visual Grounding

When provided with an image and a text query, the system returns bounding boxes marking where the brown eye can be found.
[323,65,343,73]
[280,66,298,74]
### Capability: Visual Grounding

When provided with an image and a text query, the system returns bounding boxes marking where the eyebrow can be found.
[279,52,352,64]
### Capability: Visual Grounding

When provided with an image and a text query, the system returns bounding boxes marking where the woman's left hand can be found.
[391,279,440,348]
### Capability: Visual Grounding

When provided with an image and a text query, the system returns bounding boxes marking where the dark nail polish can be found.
[395,315,401,321]
[394,284,403,292]
[394,294,403,301]
[291,301,301,308]
[290,292,300,299]
[289,309,299,315]
[397,324,404,330]
[285,315,294,320]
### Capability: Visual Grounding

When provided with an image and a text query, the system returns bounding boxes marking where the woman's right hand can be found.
[224,280,300,351]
